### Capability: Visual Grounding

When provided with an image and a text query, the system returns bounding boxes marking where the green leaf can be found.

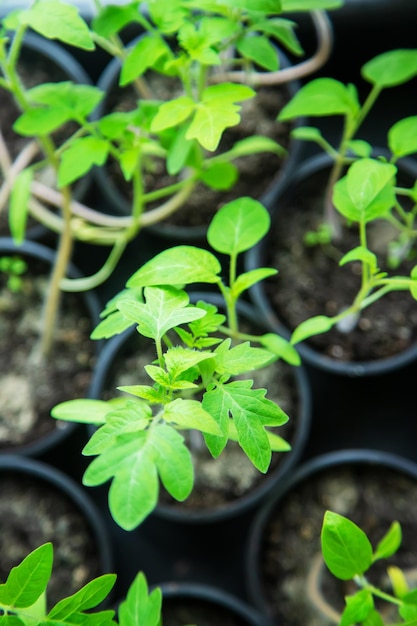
[362,49,417,88]
[163,399,221,435]
[27,82,104,120]
[388,116,417,158]
[117,286,207,340]
[346,139,372,158]
[164,345,214,377]
[278,78,360,121]
[126,246,221,287]
[227,135,285,159]
[201,161,238,190]
[51,399,111,425]
[291,315,335,345]
[9,168,32,244]
[6,1,94,49]
[321,511,373,580]
[13,106,70,136]
[254,18,303,57]
[388,565,409,599]
[0,543,52,608]
[215,339,275,376]
[373,521,402,562]
[92,3,144,39]
[232,268,278,299]
[339,246,378,272]
[121,35,171,85]
[259,333,301,366]
[166,124,194,175]
[118,572,162,626]
[48,574,116,620]
[333,159,397,223]
[207,197,271,255]
[91,310,136,340]
[281,0,343,8]
[186,83,255,151]
[58,137,109,187]
[291,126,324,143]
[148,424,193,502]
[237,34,279,71]
[339,589,374,626]
[150,96,195,133]
[410,266,417,300]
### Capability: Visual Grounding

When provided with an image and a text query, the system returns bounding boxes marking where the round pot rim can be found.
[0,237,103,457]
[244,447,417,614]
[88,291,312,525]
[245,151,417,377]
[0,453,114,577]
[91,33,306,242]
[155,580,270,626]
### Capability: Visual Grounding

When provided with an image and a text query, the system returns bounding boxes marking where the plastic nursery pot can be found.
[245,448,417,626]
[0,454,114,608]
[0,237,102,464]
[90,34,305,244]
[245,151,417,377]
[154,581,270,626]
[0,31,93,242]
[88,293,312,525]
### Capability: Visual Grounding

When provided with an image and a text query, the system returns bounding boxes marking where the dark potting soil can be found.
[100,72,293,230]
[98,320,300,512]
[0,472,102,608]
[0,256,97,448]
[264,167,417,362]
[257,463,417,626]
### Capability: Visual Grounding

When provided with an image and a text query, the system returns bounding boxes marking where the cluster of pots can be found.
[1,4,417,625]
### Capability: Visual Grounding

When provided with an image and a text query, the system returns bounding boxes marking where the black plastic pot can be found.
[91,35,305,244]
[0,237,102,465]
[88,293,311,524]
[154,581,270,626]
[0,454,114,608]
[245,448,417,625]
[245,152,417,377]
[0,32,93,242]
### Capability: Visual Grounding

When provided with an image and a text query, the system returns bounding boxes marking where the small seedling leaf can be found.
[51,399,111,425]
[388,116,417,158]
[373,521,402,562]
[278,78,359,120]
[9,168,32,244]
[0,543,52,608]
[207,197,270,255]
[163,398,222,435]
[232,268,277,298]
[259,333,301,366]
[339,590,374,626]
[362,49,417,88]
[291,315,334,345]
[321,511,373,580]
[118,572,162,626]
[237,34,279,71]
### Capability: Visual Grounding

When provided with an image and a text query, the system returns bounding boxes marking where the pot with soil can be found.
[88,293,312,524]
[154,581,270,626]
[91,35,305,244]
[245,448,417,626]
[245,152,417,377]
[0,453,114,609]
[0,31,93,242]
[0,237,102,466]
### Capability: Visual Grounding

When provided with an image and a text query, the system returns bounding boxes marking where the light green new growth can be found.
[52,198,298,530]
[321,511,417,626]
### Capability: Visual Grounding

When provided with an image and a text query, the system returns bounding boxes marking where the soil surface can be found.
[0,255,97,449]
[262,166,417,363]
[99,71,294,233]
[256,462,417,626]
[161,596,252,626]
[0,471,103,608]
[97,314,301,513]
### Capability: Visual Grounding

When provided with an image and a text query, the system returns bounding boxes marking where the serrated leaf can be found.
[27,82,104,120]
[0,543,52,608]
[13,106,70,136]
[215,339,275,376]
[254,18,303,57]
[207,197,271,255]
[321,511,373,580]
[279,78,359,121]
[90,310,135,340]
[150,96,195,132]
[164,345,214,377]
[339,589,374,626]
[126,246,221,287]
[8,1,94,49]
[9,168,32,244]
[237,34,279,71]
[92,3,144,39]
[58,137,109,187]
[362,49,417,88]
[51,399,111,425]
[291,315,335,345]
[117,286,207,340]
[163,399,221,435]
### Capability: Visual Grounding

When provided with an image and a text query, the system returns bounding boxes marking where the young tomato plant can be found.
[321,510,417,625]
[0,543,161,626]
[278,47,417,240]
[52,197,300,531]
